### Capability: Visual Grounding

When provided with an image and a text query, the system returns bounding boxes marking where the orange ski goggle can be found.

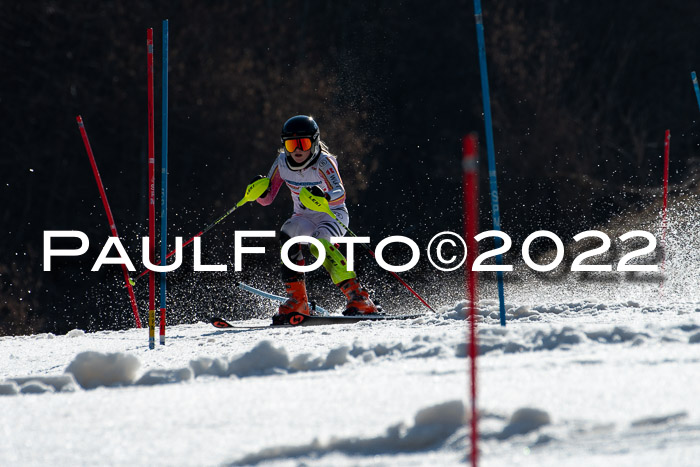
[284,138,313,153]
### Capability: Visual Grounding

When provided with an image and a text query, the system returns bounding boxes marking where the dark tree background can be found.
[2,0,699,335]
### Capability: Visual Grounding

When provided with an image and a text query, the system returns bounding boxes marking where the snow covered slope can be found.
[1,298,699,466]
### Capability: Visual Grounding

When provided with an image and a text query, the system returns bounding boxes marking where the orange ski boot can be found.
[339,278,379,316]
[272,280,310,324]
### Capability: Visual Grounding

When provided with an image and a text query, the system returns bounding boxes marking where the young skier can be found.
[252,115,378,323]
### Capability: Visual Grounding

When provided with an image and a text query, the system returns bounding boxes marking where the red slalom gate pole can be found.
[76,116,142,328]
[147,28,156,349]
[660,129,670,296]
[662,130,670,261]
[463,133,479,467]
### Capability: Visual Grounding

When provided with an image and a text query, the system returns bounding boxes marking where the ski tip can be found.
[211,317,233,329]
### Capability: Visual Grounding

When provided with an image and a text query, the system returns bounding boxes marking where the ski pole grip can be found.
[239,177,271,206]
[299,187,334,217]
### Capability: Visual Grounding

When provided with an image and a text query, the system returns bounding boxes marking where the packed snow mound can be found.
[0,375,78,395]
[349,336,452,361]
[495,407,551,439]
[451,321,699,356]
[19,381,55,394]
[231,400,555,465]
[189,356,228,377]
[0,382,20,395]
[440,300,602,322]
[189,340,354,378]
[0,341,362,396]
[136,368,194,386]
[9,375,78,392]
[230,400,468,465]
[413,400,466,426]
[65,351,141,389]
[3,313,697,399]
[630,412,688,428]
[439,299,699,324]
[226,340,290,377]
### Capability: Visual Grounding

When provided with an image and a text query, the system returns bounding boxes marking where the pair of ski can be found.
[210,282,423,329]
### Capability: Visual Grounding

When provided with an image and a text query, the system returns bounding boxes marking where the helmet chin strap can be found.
[286,144,321,171]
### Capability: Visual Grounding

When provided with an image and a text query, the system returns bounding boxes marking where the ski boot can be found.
[272,279,309,325]
[339,278,379,316]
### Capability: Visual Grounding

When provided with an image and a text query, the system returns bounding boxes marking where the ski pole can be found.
[299,188,436,313]
[130,177,270,284]
[237,282,330,315]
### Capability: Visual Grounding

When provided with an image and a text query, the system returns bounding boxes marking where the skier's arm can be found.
[256,157,283,206]
[317,156,346,209]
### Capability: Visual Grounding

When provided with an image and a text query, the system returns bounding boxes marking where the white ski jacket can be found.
[256,151,347,215]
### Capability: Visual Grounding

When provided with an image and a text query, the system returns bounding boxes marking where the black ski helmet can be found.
[281,115,321,170]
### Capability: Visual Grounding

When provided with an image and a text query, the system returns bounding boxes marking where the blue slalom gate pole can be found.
[160,19,169,345]
[473,0,507,326]
[691,72,700,113]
